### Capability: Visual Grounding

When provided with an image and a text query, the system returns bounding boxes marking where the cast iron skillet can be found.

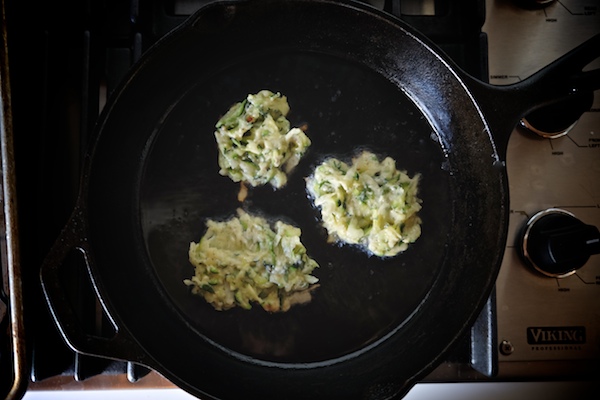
[40,1,600,399]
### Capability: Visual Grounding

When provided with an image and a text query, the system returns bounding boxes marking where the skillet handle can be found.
[40,206,155,369]
[463,33,600,158]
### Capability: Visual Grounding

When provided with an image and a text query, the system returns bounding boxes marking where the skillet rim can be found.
[73,0,508,398]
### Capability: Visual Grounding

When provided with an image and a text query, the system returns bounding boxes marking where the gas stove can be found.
[485,0,600,379]
[1,0,599,399]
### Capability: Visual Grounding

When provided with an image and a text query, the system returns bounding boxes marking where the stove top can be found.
[1,0,599,399]
[483,0,600,378]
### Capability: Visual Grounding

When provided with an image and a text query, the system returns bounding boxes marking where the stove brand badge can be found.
[527,326,586,345]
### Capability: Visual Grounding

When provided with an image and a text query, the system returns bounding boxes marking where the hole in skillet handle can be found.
[458,33,600,160]
[519,90,594,138]
[39,205,156,371]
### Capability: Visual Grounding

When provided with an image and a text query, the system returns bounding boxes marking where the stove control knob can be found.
[519,208,600,278]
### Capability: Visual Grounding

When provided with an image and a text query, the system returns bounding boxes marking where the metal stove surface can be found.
[484,0,600,378]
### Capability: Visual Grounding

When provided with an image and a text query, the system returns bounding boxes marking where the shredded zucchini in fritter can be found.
[214,90,311,189]
[306,151,422,257]
[185,209,319,312]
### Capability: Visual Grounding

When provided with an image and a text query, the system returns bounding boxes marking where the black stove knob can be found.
[519,208,600,278]
[519,91,594,139]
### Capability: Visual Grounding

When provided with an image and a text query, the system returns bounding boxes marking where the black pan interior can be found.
[82,1,506,397]
[139,50,451,363]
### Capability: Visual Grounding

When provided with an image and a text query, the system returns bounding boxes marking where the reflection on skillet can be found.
[140,51,451,363]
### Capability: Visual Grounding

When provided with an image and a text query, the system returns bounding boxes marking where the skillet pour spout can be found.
[39,1,600,399]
